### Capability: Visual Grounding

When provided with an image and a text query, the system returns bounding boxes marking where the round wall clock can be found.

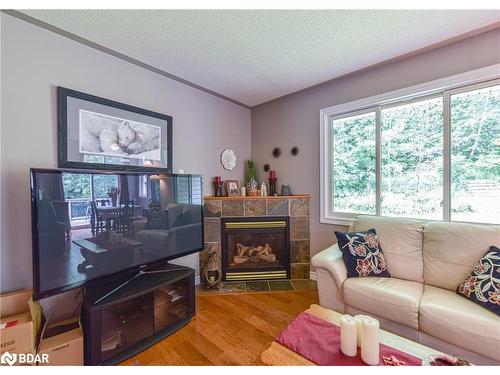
[221,149,237,170]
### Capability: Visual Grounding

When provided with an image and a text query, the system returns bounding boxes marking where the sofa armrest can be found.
[311,243,348,312]
[312,243,348,286]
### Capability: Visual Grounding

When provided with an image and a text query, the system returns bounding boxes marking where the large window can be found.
[381,97,443,220]
[449,84,500,224]
[320,67,499,225]
[332,111,376,214]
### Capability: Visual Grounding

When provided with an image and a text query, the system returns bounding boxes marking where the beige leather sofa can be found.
[312,215,500,365]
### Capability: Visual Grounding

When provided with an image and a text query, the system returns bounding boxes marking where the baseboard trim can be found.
[309,271,317,281]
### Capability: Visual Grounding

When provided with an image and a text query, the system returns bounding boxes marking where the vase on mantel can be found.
[246,178,258,196]
[245,160,259,196]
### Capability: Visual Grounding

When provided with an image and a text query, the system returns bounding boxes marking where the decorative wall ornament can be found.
[272,147,282,158]
[263,163,270,172]
[221,148,236,170]
[291,146,299,156]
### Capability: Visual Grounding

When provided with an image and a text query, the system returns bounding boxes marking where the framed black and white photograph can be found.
[58,87,172,173]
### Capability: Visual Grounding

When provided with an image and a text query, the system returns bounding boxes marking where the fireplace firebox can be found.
[221,216,290,281]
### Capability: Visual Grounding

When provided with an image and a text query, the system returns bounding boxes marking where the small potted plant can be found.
[107,187,120,207]
[246,160,258,196]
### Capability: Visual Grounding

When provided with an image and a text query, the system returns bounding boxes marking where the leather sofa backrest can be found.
[350,216,424,283]
[423,221,500,291]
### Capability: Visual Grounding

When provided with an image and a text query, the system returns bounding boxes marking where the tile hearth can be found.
[197,279,317,295]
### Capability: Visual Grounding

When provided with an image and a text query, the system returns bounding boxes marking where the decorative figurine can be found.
[260,182,268,196]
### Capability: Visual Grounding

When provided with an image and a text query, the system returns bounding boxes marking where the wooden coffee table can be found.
[261,304,444,366]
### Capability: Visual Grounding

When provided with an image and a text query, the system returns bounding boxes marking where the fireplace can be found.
[221,217,290,281]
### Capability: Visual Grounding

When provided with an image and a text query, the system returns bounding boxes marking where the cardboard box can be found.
[0,289,42,357]
[38,317,83,366]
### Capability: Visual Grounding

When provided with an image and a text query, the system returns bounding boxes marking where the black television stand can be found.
[93,266,189,305]
[82,263,195,365]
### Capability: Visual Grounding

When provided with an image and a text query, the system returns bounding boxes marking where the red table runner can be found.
[276,312,422,366]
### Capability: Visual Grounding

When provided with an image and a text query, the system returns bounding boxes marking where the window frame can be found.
[320,64,500,226]
[329,107,378,219]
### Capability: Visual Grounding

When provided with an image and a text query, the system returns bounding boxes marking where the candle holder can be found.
[213,177,223,197]
[268,177,277,196]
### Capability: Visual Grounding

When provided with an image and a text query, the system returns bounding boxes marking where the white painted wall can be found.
[0,14,251,293]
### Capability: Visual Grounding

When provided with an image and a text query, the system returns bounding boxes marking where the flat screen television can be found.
[30,168,204,299]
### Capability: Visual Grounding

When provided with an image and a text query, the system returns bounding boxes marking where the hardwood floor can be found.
[121,290,319,365]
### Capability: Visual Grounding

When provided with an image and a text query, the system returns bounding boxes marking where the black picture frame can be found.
[58,86,173,173]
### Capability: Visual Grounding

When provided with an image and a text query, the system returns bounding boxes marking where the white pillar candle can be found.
[361,317,380,366]
[354,314,368,347]
[340,315,357,357]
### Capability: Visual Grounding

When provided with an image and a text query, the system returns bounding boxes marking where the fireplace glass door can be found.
[221,217,290,281]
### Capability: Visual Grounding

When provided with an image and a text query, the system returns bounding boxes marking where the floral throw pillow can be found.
[456,246,500,316]
[334,229,391,278]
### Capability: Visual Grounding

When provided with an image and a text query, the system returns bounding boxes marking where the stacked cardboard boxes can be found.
[0,289,83,366]
[0,289,42,360]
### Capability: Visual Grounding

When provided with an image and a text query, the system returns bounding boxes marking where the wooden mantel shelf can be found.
[204,195,310,200]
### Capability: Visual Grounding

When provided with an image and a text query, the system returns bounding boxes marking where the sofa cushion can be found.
[335,229,390,278]
[423,221,500,291]
[419,285,500,360]
[350,215,424,283]
[456,246,500,316]
[343,277,423,329]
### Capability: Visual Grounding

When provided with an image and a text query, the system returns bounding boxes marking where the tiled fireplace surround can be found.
[200,195,311,283]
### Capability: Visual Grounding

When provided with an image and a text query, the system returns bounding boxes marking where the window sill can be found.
[320,215,356,227]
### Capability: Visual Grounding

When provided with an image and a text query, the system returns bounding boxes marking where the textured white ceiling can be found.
[19,9,500,106]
